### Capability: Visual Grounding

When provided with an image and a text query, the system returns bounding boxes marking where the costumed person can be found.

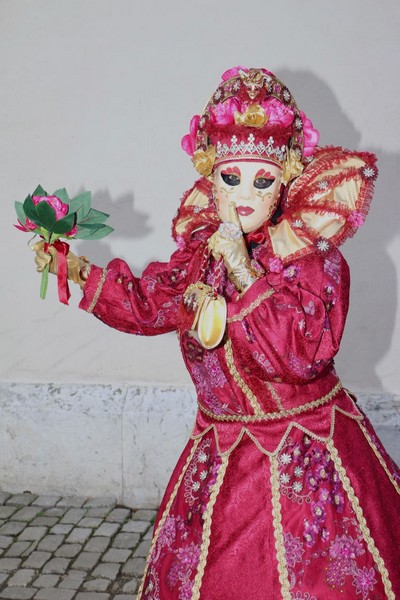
[33,67,400,599]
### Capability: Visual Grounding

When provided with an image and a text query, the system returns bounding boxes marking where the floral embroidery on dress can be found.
[142,437,222,600]
[352,566,378,599]
[166,542,201,600]
[288,353,328,379]
[278,435,321,505]
[191,353,231,415]
[241,319,256,343]
[278,434,382,598]
[253,350,275,375]
[323,251,341,284]
[143,275,157,293]
[169,267,187,284]
[181,334,241,415]
[284,532,305,567]
[303,300,315,316]
[203,353,228,388]
[290,593,316,600]
[184,439,214,507]
[323,284,336,312]
[184,337,204,363]
[284,264,301,283]
[154,309,165,328]
[121,298,132,310]
[325,533,364,587]
[153,300,180,328]
[143,566,160,600]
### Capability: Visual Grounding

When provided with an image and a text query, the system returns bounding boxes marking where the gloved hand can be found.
[32,240,90,288]
[208,202,261,294]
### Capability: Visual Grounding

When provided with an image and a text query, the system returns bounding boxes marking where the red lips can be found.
[236,206,255,216]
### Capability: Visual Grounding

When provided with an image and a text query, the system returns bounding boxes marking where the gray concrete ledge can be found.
[0,383,399,507]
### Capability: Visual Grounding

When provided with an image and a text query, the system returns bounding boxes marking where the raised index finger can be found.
[228,201,242,231]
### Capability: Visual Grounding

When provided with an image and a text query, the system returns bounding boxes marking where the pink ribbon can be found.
[44,240,71,305]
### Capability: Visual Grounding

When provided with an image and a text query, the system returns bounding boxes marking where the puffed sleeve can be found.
[79,241,199,336]
[226,248,349,383]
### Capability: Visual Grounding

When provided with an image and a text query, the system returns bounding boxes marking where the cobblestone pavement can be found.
[0,491,155,600]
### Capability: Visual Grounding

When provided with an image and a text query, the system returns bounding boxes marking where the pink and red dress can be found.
[79,147,400,599]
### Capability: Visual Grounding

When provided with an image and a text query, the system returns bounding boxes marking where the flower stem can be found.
[40,265,49,299]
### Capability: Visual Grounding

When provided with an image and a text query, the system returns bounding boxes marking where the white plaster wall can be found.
[1,0,400,394]
[1,383,398,508]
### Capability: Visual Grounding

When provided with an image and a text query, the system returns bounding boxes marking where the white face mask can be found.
[213,160,282,233]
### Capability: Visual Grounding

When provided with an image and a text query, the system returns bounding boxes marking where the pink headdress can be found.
[181,67,319,184]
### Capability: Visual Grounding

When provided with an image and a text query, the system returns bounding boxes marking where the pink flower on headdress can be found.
[348,211,365,228]
[261,97,294,127]
[300,111,319,157]
[181,114,200,157]
[209,97,240,125]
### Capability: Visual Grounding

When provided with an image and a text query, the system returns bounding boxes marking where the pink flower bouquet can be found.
[15,185,113,303]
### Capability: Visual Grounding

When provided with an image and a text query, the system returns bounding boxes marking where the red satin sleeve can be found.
[79,243,197,336]
[226,249,350,383]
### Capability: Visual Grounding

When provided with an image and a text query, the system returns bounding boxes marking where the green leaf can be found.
[23,196,40,222]
[53,188,69,204]
[32,184,47,197]
[74,226,101,240]
[75,224,114,240]
[77,222,104,229]
[52,211,76,234]
[78,208,109,225]
[70,191,91,218]
[15,201,26,224]
[35,202,57,229]
[88,224,113,239]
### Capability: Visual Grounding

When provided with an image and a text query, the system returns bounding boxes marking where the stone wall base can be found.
[0,383,399,507]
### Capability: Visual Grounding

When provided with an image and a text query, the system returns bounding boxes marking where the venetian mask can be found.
[213,160,282,233]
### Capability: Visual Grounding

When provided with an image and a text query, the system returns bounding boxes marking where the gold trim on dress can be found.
[87,267,108,314]
[327,439,396,600]
[198,380,343,422]
[191,454,229,600]
[192,403,364,459]
[270,454,291,600]
[227,288,275,322]
[224,338,265,416]
[358,421,400,496]
[265,381,285,411]
[136,440,200,599]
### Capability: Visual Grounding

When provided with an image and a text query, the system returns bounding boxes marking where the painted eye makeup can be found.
[221,172,241,186]
[254,177,275,189]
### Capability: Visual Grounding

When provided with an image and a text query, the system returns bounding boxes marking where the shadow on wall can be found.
[74,188,154,268]
[280,69,399,392]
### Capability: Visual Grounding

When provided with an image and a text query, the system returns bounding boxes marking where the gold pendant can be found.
[183,282,227,350]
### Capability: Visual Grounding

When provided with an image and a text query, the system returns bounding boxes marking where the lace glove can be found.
[32,240,91,288]
[208,202,261,294]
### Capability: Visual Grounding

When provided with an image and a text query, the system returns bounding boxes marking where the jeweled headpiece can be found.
[181,67,319,183]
